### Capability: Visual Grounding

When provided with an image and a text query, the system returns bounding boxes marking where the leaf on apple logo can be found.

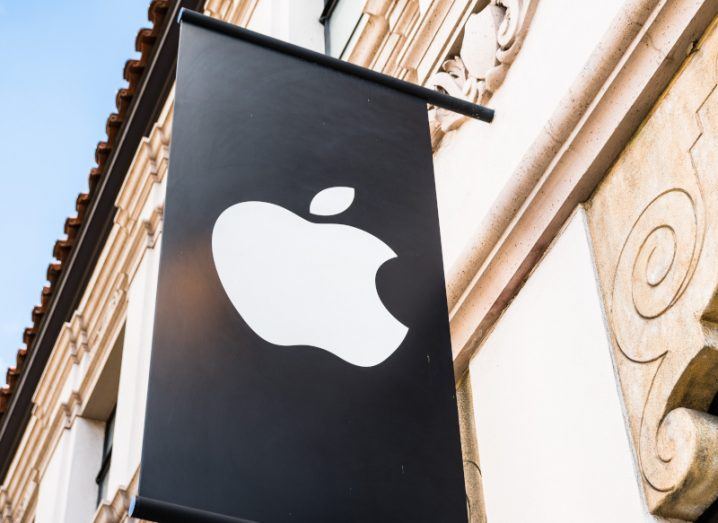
[309,186,355,217]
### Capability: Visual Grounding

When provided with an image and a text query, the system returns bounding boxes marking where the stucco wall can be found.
[434,0,626,267]
[468,210,654,522]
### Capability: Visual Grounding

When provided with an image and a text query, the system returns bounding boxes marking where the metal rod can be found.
[129,496,258,523]
[178,9,494,123]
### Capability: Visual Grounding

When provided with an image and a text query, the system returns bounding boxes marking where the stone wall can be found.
[586,17,718,520]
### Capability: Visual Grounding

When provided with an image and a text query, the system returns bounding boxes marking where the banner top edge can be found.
[177,8,495,123]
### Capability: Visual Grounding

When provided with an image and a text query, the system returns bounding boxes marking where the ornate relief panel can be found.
[428,0,537,147]
[586,23,718,521]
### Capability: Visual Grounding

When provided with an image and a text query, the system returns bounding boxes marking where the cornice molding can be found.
[204,0,259,26]
[0,100,174,522]
[0,3,254,517]
[0,0,205,489]
[342,0,483,85]
[92,467,139,523]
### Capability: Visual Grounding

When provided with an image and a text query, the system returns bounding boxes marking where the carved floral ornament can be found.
[428,0,538,147]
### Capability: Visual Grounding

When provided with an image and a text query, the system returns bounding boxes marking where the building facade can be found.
[1,0,718,521]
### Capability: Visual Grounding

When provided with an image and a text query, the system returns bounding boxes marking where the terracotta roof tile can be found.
[22,327,37,349]
[40,285,52,308]
[0,388,11,415]
[15,349,27,369]
[5,368,19,391]
[64,217,82,241]
[0,0,172,418]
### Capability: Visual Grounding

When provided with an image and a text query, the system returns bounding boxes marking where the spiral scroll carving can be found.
[606,181,718,519]
[586,31,718,517]
[642,405,718,520]
[610,188,705,364]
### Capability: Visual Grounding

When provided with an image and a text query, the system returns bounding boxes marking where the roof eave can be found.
[0,0,205,484]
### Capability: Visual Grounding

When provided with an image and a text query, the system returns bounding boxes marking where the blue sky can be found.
[0,0,150,374]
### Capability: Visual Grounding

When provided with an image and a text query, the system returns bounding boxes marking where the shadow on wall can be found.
[697,394,718,522]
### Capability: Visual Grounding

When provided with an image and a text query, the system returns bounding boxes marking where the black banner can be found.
[134,11,468,523]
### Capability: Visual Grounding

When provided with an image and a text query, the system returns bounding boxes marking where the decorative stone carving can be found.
[428,0,538,147]
[60,391,82,429]
[94,485,131,523]
[93,468,140,523]
[143,205,164,249]
[586,27,718,520]
[67,312,88,363]
[0,487,11,523]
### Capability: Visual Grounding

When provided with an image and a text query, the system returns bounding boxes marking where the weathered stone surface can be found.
[586,19,718,521]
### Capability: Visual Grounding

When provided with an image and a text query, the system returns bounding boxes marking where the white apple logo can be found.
[211,186,409,367]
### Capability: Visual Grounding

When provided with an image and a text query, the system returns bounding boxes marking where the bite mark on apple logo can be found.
[211,186,409,367]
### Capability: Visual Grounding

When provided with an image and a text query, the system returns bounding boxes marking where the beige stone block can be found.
[586,18,718,521]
